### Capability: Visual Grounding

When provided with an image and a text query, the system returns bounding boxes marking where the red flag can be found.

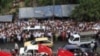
[57,48,74,56]
[38,44,53,56]
[0,51,12,56]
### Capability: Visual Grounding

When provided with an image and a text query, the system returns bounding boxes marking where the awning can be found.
[19,7,34,19]
[0,15,13,22]
[61,4,77,17]
[19,5,77,19]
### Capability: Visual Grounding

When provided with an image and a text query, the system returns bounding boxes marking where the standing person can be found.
[0,33,2,43]
[90,41,95,52]
[47,31,52,38]
[55,31,59,41]
[14,33,17,43]
[11,49,16,56]
[17,34,21,43]
[67,29,71,39]
[30,32,34,40]
[61,31,66,41]
[93,42,98,52]
[2,32,6,43]
[14,43,19,54]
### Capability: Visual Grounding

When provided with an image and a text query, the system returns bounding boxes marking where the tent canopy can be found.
[19,4,77,19]
[0,15,13,22]
[19,7,34,19]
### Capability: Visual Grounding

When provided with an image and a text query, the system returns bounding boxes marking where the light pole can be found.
[33,0,37,7]
[33,0,37,19]
[52,0,55,20]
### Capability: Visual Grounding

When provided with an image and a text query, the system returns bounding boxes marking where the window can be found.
[31,40,50,45]
[31,41,38,45]
[42,41,50,43]
[70,36,74,41]
[80,44,90,48]
[27,50,33,54]
[24,47,27,51]
[73,38,79,41]
[69,48,82,53]
[38,41,50,44]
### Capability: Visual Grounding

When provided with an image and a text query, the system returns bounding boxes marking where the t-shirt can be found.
[90,43,95,48]
[15,43,19,49]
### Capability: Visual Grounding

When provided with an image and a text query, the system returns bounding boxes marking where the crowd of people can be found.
[0,19,99,43]
[0,19,99,56]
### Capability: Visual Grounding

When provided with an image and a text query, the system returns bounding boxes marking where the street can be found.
[0,40,100,54]
[0,41,66,52]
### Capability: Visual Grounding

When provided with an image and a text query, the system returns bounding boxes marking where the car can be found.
[19,44,53,56]
[63,44,80,53]
[79,44,92,53]
[68,33,95,46]
[24,37,53,47]
[20,45,38,55]
[63,44,89,56]
[92,25,100,30]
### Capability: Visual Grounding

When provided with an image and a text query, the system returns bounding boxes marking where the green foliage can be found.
[0,0,12,14]
[32,0,69,6]
[24,0,31,7]
[38,0,52,6]
[0,0,79,15]
[23,0,73,7]
[71,0,100,21]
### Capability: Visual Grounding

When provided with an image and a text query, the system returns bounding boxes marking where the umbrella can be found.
[0,51,12,56]
[38,44,52,56]
[57,48,74,56]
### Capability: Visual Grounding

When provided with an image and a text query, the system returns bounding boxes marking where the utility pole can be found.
[52,0,55,20]
[33,0,37,7]
[33,0,37,19]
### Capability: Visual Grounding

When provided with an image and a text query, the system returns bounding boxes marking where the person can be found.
[39,52,48,56]
[93,42,98,52]
[61,31,66,41]
[11,49,16,56]
[90,41,95,52]
[2,32,6,43]
[55,31,59,41]
[0,35,2,43]
[14,43,19,54]
[17,34,21,43]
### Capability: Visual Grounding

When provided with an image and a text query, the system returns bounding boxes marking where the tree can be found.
[71,0,100,21]
[0,0,12,14]
[33,0,69,6]
[24,0,78,7]
[67,0,79,4]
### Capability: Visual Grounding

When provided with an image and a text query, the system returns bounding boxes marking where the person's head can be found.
[12,49,15,52]
[91,41,94,43]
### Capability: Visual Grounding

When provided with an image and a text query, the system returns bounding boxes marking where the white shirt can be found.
[1,33,6,39]
[47,32,52,37]
[37,32,42,37]
[17,35,21,41]
[15,43,19,49]
[90,43,95,48]
[33,32,38,37]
